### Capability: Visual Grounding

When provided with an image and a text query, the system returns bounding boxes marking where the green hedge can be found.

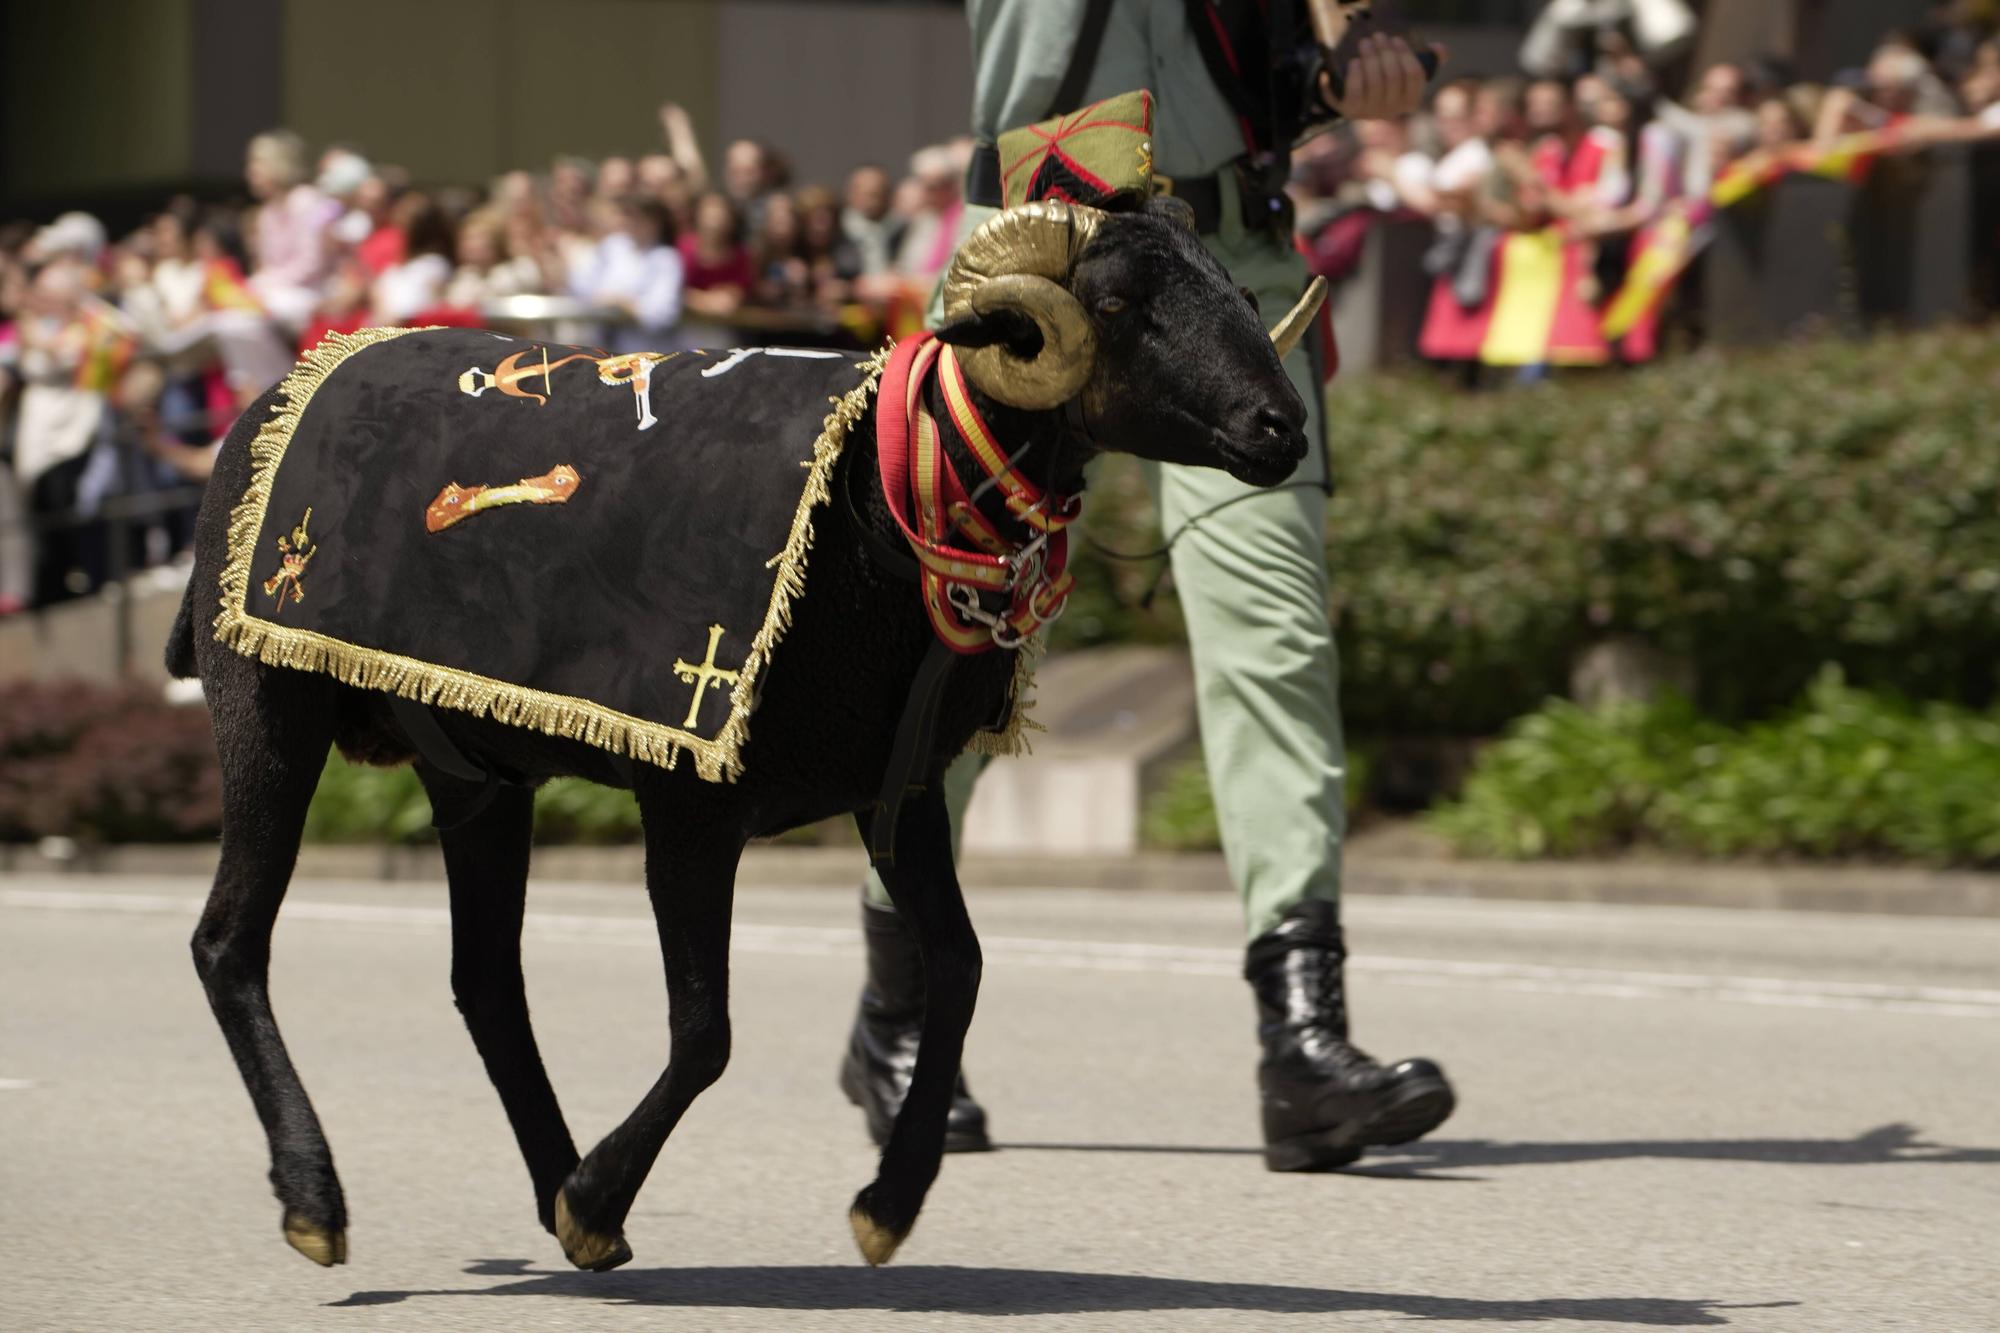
[1057,326,2000,733]
[302,756,649,846]
[0,682,221,843]
[1431,669,2000,866]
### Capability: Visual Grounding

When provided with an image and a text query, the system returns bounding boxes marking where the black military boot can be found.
[1247,900,1455,1172]
[839,899,993,1153]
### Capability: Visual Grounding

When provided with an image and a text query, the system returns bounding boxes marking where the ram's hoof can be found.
[554,1190,632,1272]
[849,1201,909,1267]
[282,1210,348,1266]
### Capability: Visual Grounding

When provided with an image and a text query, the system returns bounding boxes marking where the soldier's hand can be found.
[1325,34,1436,122]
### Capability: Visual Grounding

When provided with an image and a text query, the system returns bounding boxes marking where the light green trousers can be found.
[868,177,1345,941]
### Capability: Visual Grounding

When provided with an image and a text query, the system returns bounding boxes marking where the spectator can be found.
[1503,77,1616,371]
[1657,62,1758,196]
[1520,0,1698,80]
[1416,80,1505,370]
[723,138,775,230]
[1815,41,1964,145]
[445,207,547,309]
[298,259,374,354]
[1965,37,2000,119]
[1753,91,1816,153]
[243,130,338,334]
[24,211,108,271]
[317,147,376,252]
[548,155,597,239]
[840,164,903,277]
[678,191,755,323]
[570,198,684,351]
[796,184,862,306]
[11,259,129,603]
[651,102,712,231]
[1353,117,1436,214]
[350,172,408,277]
[370,193,455,323]
[754,190,809,307]
[597,156,637,203]
[894,145,964,282]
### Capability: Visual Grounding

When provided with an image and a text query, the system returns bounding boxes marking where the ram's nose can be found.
[1256,406,1306,451]
[1258,406,1309,462]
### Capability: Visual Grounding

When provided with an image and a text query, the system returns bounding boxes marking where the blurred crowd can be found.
[4,7,2000,614]
[1290,9,2000,376]
[0,104,971,611]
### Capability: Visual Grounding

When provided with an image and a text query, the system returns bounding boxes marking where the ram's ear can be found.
[934,307,1044,361]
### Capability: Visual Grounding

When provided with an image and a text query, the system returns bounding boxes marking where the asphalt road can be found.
[3,872,1996,1332]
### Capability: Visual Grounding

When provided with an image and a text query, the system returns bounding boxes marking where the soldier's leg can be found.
[1162,218,1346,941]
[1157,208,1454,1168]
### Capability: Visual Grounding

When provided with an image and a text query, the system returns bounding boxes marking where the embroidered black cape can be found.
[214,325,884,782]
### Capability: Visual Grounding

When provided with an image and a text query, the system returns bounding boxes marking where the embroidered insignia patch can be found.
[458,347,597,404]
[426,464,581,533]
[259,508,317,612]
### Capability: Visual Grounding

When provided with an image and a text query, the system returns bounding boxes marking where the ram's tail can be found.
[164,583,199,680]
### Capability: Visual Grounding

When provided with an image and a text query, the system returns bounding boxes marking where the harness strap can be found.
[1048,0,1118,119]
[388,696,509,831]
[389,696,631,832]
[867,637,958,869]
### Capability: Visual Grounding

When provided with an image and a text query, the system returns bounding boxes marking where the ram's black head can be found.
[934,198,1319,487]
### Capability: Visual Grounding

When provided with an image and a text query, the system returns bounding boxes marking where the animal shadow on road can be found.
[999,1122,2000,1176]
[334,1259,1792,1325]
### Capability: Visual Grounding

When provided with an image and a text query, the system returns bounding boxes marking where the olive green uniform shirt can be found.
[871,0,1349,938]
[968,0,1248,178]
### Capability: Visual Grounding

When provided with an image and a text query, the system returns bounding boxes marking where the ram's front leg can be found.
[847,788,981,1265]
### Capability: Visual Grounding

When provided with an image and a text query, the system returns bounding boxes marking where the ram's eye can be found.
[1096,296,1128,316]
[1239,286,1260,314]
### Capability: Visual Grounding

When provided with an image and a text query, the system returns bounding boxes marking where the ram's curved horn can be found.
[940,200,1105,410]
[1269,276,1329,360]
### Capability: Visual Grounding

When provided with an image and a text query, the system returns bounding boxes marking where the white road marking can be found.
[0,1078,36,1091]
[7,886,1997,1020]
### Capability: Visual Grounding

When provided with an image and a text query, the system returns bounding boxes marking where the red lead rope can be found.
[876,333,1077,654]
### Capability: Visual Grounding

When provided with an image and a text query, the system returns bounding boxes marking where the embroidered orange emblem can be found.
[426,464,581,533]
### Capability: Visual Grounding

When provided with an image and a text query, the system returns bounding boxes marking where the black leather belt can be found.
[966,143,1287,236]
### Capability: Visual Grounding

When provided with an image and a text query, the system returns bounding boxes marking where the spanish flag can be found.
[73,303,135,393]
[1479,228,1609,367]
[1601,203,1714,359]
[202,257,261,314]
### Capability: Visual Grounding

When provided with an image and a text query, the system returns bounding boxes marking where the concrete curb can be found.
[4,841,1996,917]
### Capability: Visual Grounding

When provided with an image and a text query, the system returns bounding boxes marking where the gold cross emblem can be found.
[672,624,741,728]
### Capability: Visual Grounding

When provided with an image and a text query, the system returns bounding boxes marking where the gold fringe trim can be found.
[212,327,890,783]
[964,637,1045,758]
[705,343,891,780]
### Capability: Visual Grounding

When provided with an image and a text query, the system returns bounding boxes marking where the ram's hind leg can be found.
[553,783,741,1272]
[191,657,347,1265]
[421,772,580,1236]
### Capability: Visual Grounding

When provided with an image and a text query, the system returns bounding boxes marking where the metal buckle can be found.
[1008,531,1050,587]
[946,582,1004,630]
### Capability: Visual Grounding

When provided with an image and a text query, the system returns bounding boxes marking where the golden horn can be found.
[1269,276,1330,360]
[940,201,1107,410]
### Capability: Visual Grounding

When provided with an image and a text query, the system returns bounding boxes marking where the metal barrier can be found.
[0,409,206,678]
